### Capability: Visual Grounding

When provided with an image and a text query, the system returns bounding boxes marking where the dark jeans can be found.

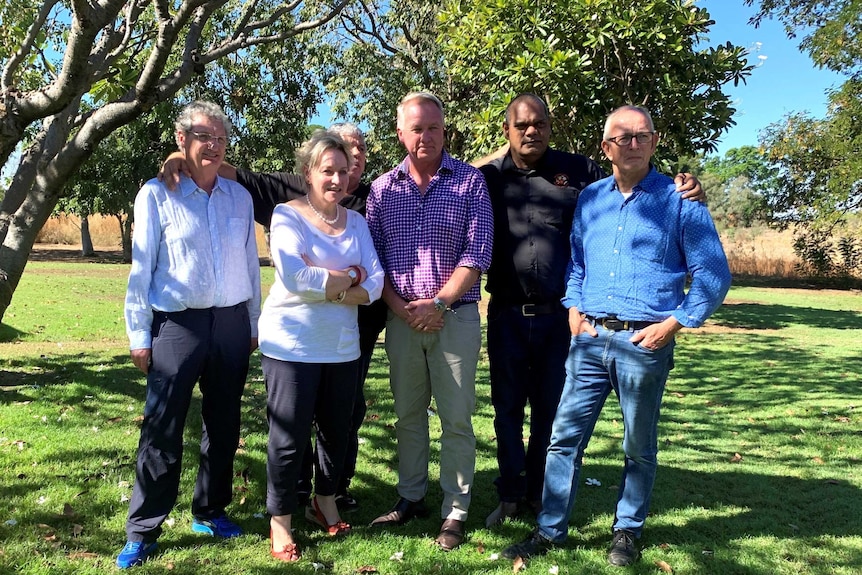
[126,305,250,542]
[263,356,359,516]
[487,299,569,503]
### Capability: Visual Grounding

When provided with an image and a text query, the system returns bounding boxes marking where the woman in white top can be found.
[259,131,384,561]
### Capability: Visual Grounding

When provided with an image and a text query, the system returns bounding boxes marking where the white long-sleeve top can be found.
[258,204,384,363]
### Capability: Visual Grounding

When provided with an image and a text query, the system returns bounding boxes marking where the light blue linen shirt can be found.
[562,167,731,327]
[124,175,262,349]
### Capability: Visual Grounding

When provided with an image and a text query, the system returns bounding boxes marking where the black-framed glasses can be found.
[188,131,229,147]
[606,132,655,146]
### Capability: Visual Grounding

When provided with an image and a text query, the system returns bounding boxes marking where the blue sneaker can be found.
[191,514,243,538]
[116,540,157,569]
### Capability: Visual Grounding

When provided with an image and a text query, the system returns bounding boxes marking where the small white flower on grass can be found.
[37,496,47,505]
[389,551,404,561]
[165,518,175,527]
[585,477,601,486]
[120,494,130,503]
[118,481,130,488]
[311,562,325,571]
[488,553,499,561]
[549,566,560,574]
[41,416,47,423]
[91,427,99,432]
[4,519,17,526]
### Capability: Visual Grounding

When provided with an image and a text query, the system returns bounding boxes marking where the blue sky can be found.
[699,0,845,156]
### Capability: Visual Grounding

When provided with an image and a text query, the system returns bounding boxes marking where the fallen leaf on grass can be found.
[702,550,714,556]
[729,453,743,463]
[107,417,123,424]
[133,415,144,423]
[4,519,17,526]
[71,524,83,537]
[549,566,560,574]
[476,541,485,553]
[356,566,378,573]
[62,503,78,518]
[812,457,824,465]
[166,562,175,570]
[659,543,670,550]
[68,551,98,560]
[44,533,57,541]
[671,392,685,398]
[389,551,404,561]
[513,556,526,572]
[488,553,500,560]
[655,559,673,572]
[825,479,840,485]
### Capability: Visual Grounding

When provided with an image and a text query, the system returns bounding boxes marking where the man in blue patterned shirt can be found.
[503,105,731,567]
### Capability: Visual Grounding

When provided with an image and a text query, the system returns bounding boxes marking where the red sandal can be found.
[270,529,301,562]
[305,497,351,536]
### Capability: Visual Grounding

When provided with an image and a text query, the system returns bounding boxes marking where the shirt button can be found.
[614,249,619,254]
[609,272,614,277]
[618,226,623,231]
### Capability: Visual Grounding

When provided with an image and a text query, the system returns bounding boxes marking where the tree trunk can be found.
[0,185,61,322]
[80,215,95,256]
[117,213,133,263]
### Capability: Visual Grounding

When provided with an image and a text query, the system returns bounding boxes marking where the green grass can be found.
[1,263,861,574]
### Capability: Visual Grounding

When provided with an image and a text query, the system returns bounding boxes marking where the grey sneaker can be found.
[607,529,639,566]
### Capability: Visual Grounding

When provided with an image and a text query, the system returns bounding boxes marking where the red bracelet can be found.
[349,265,362,287]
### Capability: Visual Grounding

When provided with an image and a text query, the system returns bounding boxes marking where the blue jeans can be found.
[537,329,674,542]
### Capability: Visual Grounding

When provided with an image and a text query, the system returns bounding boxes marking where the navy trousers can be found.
[125,305,250,542]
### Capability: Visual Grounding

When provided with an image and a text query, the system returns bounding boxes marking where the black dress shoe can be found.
[607,529,639,566]
[369,497,428,527]
[502,528,554,559]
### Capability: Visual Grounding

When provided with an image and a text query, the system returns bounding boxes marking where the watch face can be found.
[348,269,358,280]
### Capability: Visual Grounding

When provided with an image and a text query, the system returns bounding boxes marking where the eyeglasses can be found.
[606,132,655,146]
[188,131,229,147]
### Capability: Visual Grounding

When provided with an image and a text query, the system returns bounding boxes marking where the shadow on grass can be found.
[712,301,862,330]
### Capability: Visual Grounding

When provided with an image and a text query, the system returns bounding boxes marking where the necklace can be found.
[306,194,339,225]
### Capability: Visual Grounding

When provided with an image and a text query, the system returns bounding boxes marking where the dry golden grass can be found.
[36,213,271,257]
[38,214,805,278]
[721,227,801,278]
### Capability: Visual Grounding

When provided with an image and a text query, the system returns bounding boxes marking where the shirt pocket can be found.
[633,223,669,265]
[337,325,359,354]
[228,218,248,248]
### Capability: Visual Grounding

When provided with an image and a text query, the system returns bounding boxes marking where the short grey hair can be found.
[295,130,354,174]
[396,91,445,129]
[603,105,655,140]
[328,122,365,146]
[174,101,232,146]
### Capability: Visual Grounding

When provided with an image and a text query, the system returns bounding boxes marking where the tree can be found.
[699,145,776,227]
[758,79,862,276]
[307,0,452,176]
[745,0,861,276]
[745,0,862,77]
[438,0,753,166]
[0,0,350,321]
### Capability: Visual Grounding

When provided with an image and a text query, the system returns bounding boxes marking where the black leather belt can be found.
[517,302,562,317]
[585,315,656,331]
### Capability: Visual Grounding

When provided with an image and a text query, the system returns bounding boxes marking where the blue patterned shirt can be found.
[366,150,493,302]
[562,167,731,327]
[125,175,262,349]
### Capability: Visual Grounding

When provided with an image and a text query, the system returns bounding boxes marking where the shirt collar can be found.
[396,150,455,180]
[612,164,659,193]
[177,174,225,196]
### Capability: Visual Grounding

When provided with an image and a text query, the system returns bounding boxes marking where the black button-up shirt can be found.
[480,148,605,305]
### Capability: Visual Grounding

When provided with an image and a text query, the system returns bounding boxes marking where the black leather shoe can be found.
[502,529,554,559]
[369,497,428,527]
[607,530,639,566]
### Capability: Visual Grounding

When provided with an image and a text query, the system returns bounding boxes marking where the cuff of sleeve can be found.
[671,310,702,329]
[560,297,578,309]
[129,330,152,350]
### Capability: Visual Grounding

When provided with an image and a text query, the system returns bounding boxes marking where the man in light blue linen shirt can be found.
[503,105,731,567]
[118,101,261,569]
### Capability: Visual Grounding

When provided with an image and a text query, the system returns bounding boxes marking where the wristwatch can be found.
[347,267,359,286]
[433,297,447,313]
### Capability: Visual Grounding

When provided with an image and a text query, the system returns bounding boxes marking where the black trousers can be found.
[487,299,569,503]
[263,356,359,516]
[126,305,251,542]
[297,299,387,498]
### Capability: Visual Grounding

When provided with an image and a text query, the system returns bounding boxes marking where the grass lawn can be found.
[1,261,860,574]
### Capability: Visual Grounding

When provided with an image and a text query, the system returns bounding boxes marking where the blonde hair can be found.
[295,130,354,174]
[396,91,445,129]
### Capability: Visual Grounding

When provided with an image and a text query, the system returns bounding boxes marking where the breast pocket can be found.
[633,223,669,265]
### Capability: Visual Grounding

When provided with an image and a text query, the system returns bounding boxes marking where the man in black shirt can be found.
[479,95,703,527]
[160,123,385,511]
